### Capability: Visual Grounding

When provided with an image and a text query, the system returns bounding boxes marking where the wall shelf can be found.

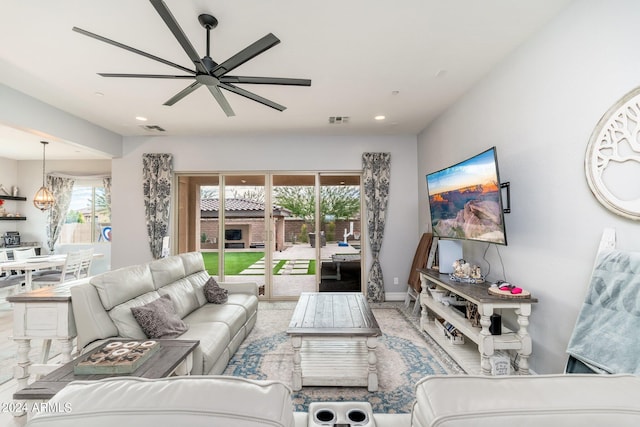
[0,217,26,221]
[0,195,27,201]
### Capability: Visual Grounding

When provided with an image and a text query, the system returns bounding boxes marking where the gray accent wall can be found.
[417,0,640,374]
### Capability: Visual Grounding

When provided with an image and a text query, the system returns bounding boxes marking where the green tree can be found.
[274,185,360,221]
[232,187,265,203]
[65,210,84,224]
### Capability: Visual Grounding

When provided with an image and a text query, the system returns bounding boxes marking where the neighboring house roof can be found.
[200,198,291,218]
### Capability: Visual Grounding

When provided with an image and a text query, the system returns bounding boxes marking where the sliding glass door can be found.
[175,172,362,300]
[271,174,317,298]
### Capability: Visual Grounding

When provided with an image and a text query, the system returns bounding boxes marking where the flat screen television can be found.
[225,229,242,241]
[426,146,507,245]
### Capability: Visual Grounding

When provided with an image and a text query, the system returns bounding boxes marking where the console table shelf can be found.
[419,269,537,375]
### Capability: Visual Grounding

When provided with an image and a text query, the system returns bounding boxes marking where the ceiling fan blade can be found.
[220,76,311,86]
[206,85,235,117]
[149,0,208,74]
[99,73,195,79]
[164,81,202,106]
[72,27,195,75]
[212,33,280,78]
[219,82,286,112]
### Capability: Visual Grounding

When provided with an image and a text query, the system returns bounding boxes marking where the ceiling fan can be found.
[72,0,311,117]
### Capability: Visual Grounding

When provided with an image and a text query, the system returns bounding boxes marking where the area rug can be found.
[224,302,464,413]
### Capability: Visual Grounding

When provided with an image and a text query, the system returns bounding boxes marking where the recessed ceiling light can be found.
[136,116,148,121]
[435,69,448,78]
[94,91,104,97]
[374,115,386,121]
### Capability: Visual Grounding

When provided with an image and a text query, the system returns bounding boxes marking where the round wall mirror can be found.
[585,86,640,220]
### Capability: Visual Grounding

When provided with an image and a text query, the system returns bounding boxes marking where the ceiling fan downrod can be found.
[198,14,218,71]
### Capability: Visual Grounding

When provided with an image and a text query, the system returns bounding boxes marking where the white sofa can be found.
[25,374,640,426]
[70,252,259,375]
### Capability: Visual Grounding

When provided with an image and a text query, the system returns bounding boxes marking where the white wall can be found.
[112,135,419,296]
[0,84,122,157]
[417,0,640,373]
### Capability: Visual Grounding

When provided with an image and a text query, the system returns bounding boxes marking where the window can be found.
[58,181,111,244]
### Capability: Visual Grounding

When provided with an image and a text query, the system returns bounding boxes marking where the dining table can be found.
[0,254,67,292]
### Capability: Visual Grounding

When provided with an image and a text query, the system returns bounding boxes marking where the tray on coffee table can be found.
[14,339,199,401]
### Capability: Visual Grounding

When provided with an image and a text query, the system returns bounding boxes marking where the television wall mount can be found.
[501,182,511,214]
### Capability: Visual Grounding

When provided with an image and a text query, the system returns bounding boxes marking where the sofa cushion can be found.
[91,264,155,310]
[27,376,296,427]
[203,277,228,304]
[108,291,162,339]
[131,295,189,339]
[180,252,207,276]
[148,256,186,289]
[157,278,201,318]
[183,303,246,339]
[178,322,231,375]
[411,374,640,427]
[226,292,259,318]
[188,270,211,306]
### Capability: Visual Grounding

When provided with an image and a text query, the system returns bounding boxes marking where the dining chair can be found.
[0,250,25,294]
[77,248,95,279]
[31,251,85,288]
[12,247,36,261]
[14,247,61,277]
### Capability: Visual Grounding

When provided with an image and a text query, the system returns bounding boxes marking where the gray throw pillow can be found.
[204,277,228,304]
[130,294,189,338]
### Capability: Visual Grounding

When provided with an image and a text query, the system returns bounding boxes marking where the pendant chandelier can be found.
[33,141,55,211]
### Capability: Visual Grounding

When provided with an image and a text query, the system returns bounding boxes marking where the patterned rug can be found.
[224,302,464,413]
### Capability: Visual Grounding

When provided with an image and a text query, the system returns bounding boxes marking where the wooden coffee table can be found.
[286,292,381,391]
[14,339,199,401]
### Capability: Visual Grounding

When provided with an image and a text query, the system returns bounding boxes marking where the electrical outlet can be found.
[393,277,399,285]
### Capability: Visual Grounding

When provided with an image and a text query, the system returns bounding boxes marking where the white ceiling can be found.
[0,0,572,160]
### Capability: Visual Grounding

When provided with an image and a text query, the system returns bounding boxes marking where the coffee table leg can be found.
[291,335,302,391]
[367,336,378,392]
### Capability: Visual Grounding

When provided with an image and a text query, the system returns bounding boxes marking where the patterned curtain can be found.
[102,176,112,217]
[46,176,75,253]
[142,154,173,259]
[362,153,391,302]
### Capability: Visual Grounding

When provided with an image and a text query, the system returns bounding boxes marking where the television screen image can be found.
[426,147,507,245]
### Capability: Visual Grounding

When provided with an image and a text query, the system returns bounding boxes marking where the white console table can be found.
[419,269,537,375]
[6,283,78,394]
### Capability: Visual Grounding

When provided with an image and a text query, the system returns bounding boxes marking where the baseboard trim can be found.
[385,292,407,301]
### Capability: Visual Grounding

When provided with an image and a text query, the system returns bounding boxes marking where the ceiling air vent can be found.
[328,116,350,124]
[140,124,166,132]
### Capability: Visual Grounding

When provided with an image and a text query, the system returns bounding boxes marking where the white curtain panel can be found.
[362,152,391,302]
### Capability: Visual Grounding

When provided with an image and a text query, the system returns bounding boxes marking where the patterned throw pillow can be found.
[130,294,189,338]
[203,277,228,304]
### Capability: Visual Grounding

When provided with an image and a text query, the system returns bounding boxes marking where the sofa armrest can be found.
[70,282,118,351]
[218,281,259,297]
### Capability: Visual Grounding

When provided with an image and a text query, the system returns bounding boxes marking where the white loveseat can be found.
[70,252,259,375]
[25,374,640,426]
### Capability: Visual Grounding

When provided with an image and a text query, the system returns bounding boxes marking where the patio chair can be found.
[31,250,84,288]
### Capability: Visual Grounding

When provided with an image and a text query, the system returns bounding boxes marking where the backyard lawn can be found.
[201,252,315,275]
[201,252,265,275]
